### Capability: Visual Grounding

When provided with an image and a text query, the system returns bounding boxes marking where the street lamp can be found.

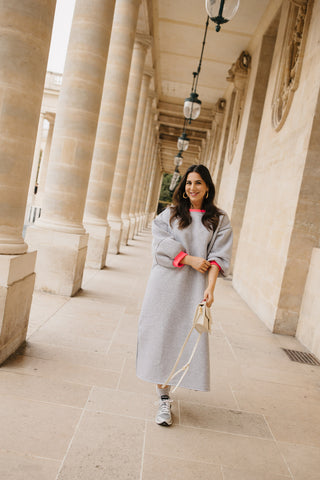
[205,0,240,32]
[183,16,209,123]
[174,151,183,167]
[169,167,181,192]
[177,131,190,151]
[183,92,202,122]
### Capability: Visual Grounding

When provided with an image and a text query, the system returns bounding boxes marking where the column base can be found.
[147,211,156,225]
[135,215,143,235]
[121,217,130,246]
[108,220,123,254]
[128,216,136,240]
[26,226,88,296]
[85,222,110,269]
[0,251,37,365]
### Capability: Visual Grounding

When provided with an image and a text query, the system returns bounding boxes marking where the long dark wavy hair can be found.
[170,164,221,230]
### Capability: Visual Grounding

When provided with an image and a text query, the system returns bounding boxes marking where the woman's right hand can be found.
[181,255,211,273]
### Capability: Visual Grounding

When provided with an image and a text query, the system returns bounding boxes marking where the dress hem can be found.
[136,372,210,393]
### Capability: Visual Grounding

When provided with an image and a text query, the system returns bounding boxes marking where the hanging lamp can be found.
[205,0,240,32]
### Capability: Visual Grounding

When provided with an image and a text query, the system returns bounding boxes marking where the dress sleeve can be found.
[207,213,233,276]
[152,208,186,269]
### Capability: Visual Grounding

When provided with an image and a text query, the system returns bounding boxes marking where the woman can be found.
[136,164,233,426]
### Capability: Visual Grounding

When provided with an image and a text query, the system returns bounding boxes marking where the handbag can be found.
[162,301,212,393]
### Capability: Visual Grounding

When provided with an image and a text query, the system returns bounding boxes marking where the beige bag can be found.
[162,301,212,393]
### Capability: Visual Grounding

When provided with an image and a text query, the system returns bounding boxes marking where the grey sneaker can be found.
[155,395,172,426]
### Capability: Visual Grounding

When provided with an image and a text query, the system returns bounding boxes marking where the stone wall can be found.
[297,248,320,359]
[230,0,320,333]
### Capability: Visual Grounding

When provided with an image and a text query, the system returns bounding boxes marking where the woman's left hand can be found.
[203,288,214,307]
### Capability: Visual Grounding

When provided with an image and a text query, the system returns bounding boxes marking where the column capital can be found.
[148,89,156,100]
[144,66,154,78]
[135,33,152,50]
[44,112,55,123]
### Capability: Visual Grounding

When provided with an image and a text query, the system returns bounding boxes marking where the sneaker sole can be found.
[156,420,172,427]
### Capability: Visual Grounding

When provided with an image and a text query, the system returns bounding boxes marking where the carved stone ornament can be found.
[272,0,313,131]
[225,51,251,163]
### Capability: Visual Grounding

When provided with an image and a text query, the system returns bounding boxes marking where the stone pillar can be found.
[121,68,153,245]
[143,139,159,228]
[0,0,56,364]
[27,112,45,205]
[84,0,141,269]
[26,0,116,295]
[140,132,157,229]
[144,151,158,224]
[128,91,153,239]
[136,113,155,234]
[108,33,151,254]
[36,114,55,207]
[148,163,162,221]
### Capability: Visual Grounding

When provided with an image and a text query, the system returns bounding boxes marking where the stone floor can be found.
[1,229,320,480]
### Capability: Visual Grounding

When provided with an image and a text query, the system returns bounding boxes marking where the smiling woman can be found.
[136,164,233,427]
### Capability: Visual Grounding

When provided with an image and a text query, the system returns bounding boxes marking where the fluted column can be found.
[0,0,56,364]
[148,161,162,222]
[26,0,116,295]
[144,151,158,225]
[36,115,55,207]
[27,112,45,207]
[138,130,156,230]
[135,113,155,234]
[143,138,159,228]
[108,33,151,254]
[128,90,153,239]
[121,68,153,245]
[84,0,141,268]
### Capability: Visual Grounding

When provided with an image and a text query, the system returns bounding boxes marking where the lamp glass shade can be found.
[183,93,202,120]
[177,133,190,151]
[169,171,180,191]
[205,0,240,25]
[174,153,183,167]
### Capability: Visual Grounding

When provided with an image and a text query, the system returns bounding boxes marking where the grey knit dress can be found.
[136,207,233,391]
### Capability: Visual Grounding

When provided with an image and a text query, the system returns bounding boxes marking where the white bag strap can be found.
[161,325,202,393]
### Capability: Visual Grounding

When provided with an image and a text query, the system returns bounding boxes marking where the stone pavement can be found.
[1,229,320,480]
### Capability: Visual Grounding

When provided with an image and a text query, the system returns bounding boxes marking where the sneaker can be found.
[155,395,172,426]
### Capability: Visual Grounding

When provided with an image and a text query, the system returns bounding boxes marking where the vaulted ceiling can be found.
[138,0,272,175]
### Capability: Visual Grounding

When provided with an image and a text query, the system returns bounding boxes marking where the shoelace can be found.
[158,397,172,415]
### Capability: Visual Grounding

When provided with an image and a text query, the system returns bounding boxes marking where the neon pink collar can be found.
[189,209,205,212]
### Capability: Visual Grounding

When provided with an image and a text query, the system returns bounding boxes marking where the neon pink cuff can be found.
[210,260,221,271]
[173,251,187,268]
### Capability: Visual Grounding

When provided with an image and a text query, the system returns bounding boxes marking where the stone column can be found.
[26,0,116,295]
[128,91,153,239]
[84,0,141,269]
[140,131,157,229]
[143,139,159,228]
[148,163,162,221]
[36,114,55,207]
[136,114,155,234]
[0,0,56,364]
[121,68,153,245]
[27,112,45,205]
[107,33,151,254]
[144,151,158,224]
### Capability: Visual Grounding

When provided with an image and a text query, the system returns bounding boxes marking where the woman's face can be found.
[185,172,208,209]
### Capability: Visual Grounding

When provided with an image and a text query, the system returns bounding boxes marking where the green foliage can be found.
[157,173,174,213]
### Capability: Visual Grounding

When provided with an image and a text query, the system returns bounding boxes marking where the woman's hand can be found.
[181,255,211,273]
[203,288,214,307]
